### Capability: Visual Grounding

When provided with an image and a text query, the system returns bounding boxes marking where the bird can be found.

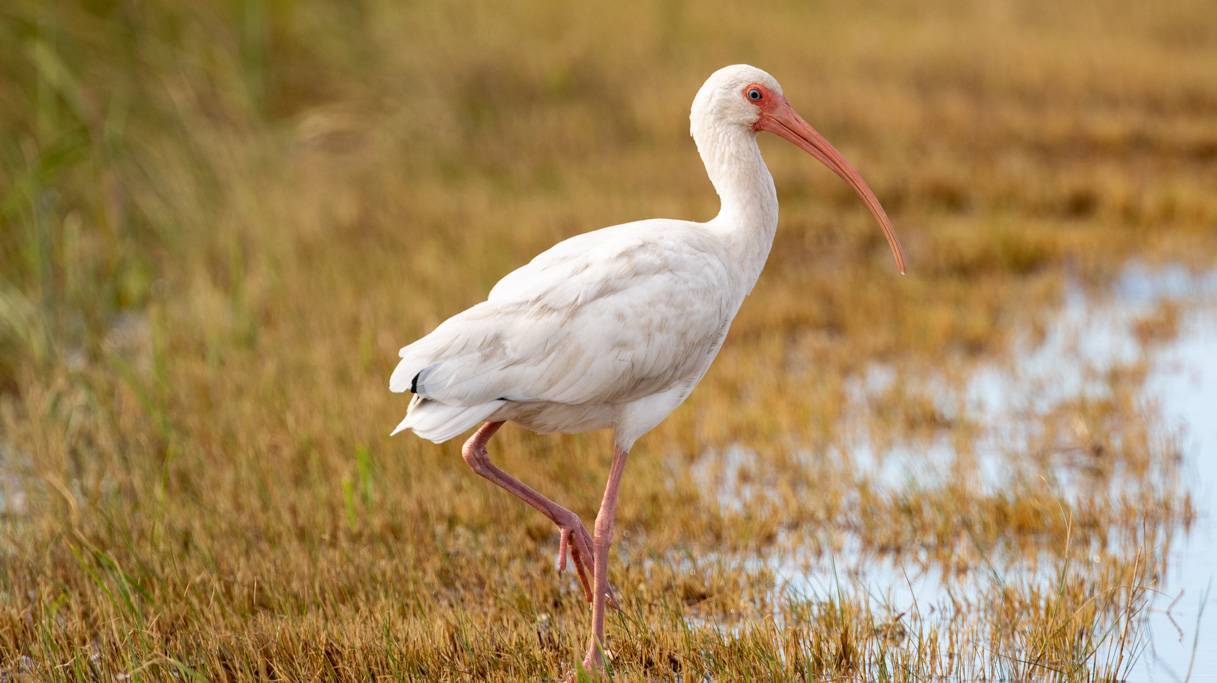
[388,64,905,675]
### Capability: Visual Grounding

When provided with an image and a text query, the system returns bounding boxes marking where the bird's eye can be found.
[747,88,763,101]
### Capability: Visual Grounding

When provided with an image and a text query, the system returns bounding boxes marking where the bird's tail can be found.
[390,395,504,443]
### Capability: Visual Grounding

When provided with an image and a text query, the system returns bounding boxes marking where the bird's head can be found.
[691,64,906,274]
[691,64,787,130]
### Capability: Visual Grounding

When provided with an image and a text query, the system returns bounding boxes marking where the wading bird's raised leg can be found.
[461,422,596,602]
[581,445,629,675]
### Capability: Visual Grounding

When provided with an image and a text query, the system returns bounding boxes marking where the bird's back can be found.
[390,219,742,442]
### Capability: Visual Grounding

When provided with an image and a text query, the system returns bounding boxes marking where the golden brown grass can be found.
[2,0,1215,679]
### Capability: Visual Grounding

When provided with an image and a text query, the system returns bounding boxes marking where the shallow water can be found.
[712,263,1217,678]
[1136,299,1217,681]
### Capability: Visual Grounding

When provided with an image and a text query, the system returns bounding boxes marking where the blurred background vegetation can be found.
[1,0,1215,679]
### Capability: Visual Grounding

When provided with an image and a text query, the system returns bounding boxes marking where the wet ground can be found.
[704,263,1217,679]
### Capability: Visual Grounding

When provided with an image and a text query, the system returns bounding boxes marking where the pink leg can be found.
[461,422,596,602]
[581,444,629,674]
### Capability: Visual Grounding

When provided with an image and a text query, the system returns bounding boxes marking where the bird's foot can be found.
[561,651,607,682]
[555,518,619,609]
[577,646,608,680]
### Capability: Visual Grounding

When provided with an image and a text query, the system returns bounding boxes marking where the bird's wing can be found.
[390,219,734,407]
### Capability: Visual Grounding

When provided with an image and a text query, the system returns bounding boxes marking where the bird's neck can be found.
[695,124,779,292]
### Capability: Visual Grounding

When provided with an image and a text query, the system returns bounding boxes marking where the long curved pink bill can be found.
[757,97,907,275]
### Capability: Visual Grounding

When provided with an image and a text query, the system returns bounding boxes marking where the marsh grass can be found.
[2,0,1215,679]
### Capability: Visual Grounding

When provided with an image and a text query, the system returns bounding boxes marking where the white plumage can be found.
[390,219,741,447]
[389,64,904,452]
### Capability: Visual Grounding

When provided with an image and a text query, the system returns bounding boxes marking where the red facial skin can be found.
[742,82,781,117]
[742,83,907,274]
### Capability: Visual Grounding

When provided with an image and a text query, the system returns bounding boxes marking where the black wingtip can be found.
[410,371,421,394]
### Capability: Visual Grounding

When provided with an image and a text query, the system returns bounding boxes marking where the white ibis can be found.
[389,64,905,674]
